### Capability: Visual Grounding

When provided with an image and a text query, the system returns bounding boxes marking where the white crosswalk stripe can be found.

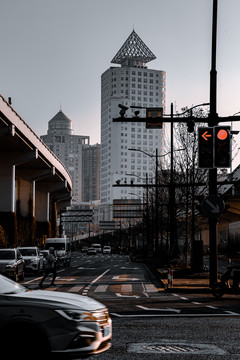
[94,285,108,292]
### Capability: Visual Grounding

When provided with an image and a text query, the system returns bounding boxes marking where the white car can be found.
[18,246,43,274]
[103,246,111,254]
[0,249,24,281]
[0,275,112,357]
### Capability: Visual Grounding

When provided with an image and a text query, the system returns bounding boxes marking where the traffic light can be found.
[214,126,231,168]
[198,127,214,168]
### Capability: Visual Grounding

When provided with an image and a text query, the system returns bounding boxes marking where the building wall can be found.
[41,112,90,204]
[82,144,101,202]
[100,66,166,205]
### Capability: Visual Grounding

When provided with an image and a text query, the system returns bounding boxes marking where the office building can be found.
[100,30,166,207]
[41,110,89,204]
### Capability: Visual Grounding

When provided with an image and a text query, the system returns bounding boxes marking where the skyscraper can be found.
[41,110,90,204]
[100,30,166,206]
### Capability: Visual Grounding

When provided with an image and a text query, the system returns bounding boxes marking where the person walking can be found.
[39,247,57,288]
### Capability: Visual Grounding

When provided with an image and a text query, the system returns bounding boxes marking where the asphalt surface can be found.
[21,251,240,359]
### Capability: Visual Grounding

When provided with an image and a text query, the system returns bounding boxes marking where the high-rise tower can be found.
[41,110,90,204]
[100,30,166,207]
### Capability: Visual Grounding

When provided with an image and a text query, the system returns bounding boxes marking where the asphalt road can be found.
[21,251,240,359]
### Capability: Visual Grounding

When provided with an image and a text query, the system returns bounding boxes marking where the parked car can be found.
[103,246,111,254]
[87,247,97,255]
[81,246,89,253]
[40,250,49,269]
[0,274,112,356]
[18,246,43,274]
[91,243,102,253]
[0,249,24,281]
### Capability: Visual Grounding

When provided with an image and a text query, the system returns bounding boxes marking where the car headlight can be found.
[30,259,37,264]
[6,263,16,269]
[55,310,96,322]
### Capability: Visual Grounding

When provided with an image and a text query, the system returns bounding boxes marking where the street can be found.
[19,251,240,359]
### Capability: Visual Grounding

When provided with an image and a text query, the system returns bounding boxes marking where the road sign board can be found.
[146,107,163,129]
[202,195,225,217]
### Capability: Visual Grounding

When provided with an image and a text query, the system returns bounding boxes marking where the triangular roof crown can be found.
[111,30,156,66]
[49,110,72,124]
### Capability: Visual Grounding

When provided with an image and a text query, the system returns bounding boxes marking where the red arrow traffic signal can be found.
[198,127,214,168]
[202,131,212,141]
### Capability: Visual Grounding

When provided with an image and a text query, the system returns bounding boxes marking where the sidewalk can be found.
[156,268,212,293]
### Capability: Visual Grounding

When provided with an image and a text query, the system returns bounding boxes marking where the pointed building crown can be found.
[111,30,156,67]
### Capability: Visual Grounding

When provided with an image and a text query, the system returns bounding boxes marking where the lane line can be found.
[82,269,110,296]
[111,312,240,318]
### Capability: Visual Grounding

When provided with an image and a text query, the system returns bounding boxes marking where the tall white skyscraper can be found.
[100,30,166,206]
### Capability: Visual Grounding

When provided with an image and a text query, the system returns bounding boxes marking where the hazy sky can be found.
[1,0,240,151]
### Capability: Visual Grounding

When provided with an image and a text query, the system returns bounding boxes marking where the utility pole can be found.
[209,0,218,287]
[169,103,176,258]
[155,148,159,255]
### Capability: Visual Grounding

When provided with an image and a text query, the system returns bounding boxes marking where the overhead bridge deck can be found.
[0,95,72,246]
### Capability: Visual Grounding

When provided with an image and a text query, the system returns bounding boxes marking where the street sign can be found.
[146,107,163,129]
[202,195,225,217]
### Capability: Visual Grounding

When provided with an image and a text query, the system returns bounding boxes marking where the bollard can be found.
[168,268,173,288]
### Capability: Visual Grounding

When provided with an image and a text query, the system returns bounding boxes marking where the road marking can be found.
[82,269,110,296]
[206,305,218,310]
[115,293,140,299]
[111,312,240,318]
[121,284,132,292]
[78,267,96,270]
[94,285,108,292]
[144,283,158,292]
[68,285,83,293]
[225,310,240,315]
[112,275,140,281]
[136,305,181,313]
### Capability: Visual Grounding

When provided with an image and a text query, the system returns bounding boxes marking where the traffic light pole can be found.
[208,0,218,287]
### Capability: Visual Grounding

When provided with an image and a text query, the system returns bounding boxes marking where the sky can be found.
[1,0,240,159]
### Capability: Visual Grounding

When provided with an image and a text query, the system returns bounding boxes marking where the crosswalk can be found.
[39,275,160,298]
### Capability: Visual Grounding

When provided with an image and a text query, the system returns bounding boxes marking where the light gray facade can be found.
[41,110,89,204]
[100,30,166,206]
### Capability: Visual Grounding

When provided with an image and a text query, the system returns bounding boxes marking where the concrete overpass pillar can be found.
[0,150,38,246]
[0,163,15,212]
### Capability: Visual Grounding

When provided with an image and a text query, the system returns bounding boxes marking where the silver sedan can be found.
[0,275,112,357]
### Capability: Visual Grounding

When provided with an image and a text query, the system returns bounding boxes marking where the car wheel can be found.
[212,282,224,298]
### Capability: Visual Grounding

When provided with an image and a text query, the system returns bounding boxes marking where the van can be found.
[45,238,71,266]
[91,243,102,253]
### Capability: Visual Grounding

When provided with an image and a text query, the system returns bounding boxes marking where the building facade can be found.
[100,30,166,207]
[82,144,101,202]
[41,110,90,204]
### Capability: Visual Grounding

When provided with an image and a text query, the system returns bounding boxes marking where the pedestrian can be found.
[39,247,57,288]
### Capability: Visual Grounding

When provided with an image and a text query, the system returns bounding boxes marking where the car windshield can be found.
[0,250,15,260]
[0,275,27,294]
[45,243,65,250]
[19,249,37,256]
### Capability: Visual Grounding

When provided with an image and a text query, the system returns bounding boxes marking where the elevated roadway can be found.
[0,95,72,246]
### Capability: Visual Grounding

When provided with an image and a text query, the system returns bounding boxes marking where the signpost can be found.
[202,196,225,217]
